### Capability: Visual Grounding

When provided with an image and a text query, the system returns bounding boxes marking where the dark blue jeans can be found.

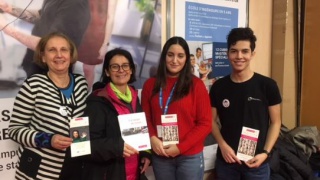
[215,157,270,180]
[152,152,204,180]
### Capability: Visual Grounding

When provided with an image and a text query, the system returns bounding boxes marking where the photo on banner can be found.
[0,0,162,98]
[0,0,161,178]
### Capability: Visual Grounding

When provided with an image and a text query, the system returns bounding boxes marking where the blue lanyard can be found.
[159,83,176,115]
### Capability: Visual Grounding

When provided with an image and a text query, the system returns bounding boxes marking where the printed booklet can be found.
[69,117,91,157]
[118,112,151,151]
[161,114,179,146]
[236,126,259,161]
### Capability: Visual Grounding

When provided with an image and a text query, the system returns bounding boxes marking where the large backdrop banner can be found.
[0,0,161,178]
[175,0,248,84]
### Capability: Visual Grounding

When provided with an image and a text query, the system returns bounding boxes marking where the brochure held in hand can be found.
[236,126,259,161]
[118,112,151,151]
[69,117,91,157]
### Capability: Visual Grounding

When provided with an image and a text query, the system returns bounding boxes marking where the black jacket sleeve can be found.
[84,98,124,162]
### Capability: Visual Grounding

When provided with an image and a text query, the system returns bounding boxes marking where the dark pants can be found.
[215,157,270,180]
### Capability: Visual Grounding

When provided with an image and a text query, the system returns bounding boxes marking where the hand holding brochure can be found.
[69,117,91,157]
[118,112,151,151]
[236,126,259,161]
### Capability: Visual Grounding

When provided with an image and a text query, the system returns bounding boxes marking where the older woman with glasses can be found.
[78,48,151,180]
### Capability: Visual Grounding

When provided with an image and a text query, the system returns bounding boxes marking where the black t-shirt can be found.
[209,73,282,159]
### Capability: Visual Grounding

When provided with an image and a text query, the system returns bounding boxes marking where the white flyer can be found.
[69,117,91,157]
[118,112,151,151]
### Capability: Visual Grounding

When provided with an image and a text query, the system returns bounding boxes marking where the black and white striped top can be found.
[9,73,88,179]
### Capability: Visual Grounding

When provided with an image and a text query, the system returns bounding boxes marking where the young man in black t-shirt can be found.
[209,27,282,180]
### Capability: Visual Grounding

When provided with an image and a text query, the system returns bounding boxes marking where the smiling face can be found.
[42,36,71,75]
[165,44,187,77]
[73,131,79,138]
[105,55,132,89]
[228,40,255,73]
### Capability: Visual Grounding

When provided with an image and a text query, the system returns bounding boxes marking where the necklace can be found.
[47,72,70,88]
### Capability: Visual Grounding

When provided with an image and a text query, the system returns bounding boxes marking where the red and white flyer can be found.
[236,126,259,161]
[161,114,179,146]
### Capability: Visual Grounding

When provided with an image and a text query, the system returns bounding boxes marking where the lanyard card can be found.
[236,126,259,161]
[161,114,179,146]
[69,117,91,157]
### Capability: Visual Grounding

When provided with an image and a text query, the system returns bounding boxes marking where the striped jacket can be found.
[8,74,88,179]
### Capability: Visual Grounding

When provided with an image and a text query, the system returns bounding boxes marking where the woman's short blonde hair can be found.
[33,32,78,69]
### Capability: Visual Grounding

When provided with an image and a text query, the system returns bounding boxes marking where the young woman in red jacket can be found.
[141,36,212,180]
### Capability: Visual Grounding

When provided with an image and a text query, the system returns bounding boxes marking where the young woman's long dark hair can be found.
[152,36,193,102]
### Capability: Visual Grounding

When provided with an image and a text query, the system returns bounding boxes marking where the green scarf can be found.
[110,82,132,103]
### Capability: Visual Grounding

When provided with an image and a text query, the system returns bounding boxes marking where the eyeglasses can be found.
[109,63,131,72]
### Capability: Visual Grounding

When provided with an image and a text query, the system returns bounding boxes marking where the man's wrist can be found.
[261,149,270,156]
